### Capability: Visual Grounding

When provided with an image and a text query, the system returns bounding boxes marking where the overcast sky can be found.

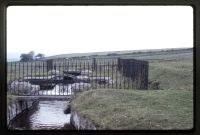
[7,6,193,59]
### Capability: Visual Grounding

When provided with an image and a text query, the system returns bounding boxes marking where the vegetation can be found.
[148,55,193,90]
[35,53,45,60]
[70,48,193,129]
[71,89,193,130]
[20,51,45,62]
[20,51,35,62]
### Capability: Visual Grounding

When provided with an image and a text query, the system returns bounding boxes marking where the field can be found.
[70,48,193,129]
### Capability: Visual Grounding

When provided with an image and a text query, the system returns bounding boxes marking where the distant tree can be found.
[35,53,45,59]
[20,51,35,62]
[20,53,32,62]
[28,51,35,59]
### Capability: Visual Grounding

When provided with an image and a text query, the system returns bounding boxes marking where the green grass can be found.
[71,89,193,130]
[148,54,193,90]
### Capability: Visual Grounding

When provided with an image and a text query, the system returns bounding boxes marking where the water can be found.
[9,100,75,130]
[39,84,73,95]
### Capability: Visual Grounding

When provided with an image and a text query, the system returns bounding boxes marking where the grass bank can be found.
[71,89,193,130]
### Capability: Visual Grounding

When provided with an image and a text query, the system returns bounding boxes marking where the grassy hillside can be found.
[70,48,193,130]
[147,52,193,90]
[71,89,193,130]
[44,47,192,59]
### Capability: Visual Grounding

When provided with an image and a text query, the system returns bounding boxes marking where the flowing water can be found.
[39,84,73,95]
[9,100,75,130]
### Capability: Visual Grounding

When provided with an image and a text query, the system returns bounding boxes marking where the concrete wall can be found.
[70,111,97,130]
[7,99,38,128]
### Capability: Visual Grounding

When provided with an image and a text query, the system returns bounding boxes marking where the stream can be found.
[38,84,73,95]
[9,100,74,130]
[8,83,78,130]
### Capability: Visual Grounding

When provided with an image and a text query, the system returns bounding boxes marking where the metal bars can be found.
[7,58,149,96]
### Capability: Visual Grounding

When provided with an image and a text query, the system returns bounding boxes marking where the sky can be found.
[7,6,193,59]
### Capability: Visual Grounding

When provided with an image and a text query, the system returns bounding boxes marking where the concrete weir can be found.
[15,95,71,100]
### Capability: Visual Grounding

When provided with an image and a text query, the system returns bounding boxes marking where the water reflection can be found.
[10,100,74,130]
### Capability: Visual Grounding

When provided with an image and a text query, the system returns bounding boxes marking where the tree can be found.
[20,53,32,62]
[28,51,35,60]
[20,51,35,62]
[35,53,45,59]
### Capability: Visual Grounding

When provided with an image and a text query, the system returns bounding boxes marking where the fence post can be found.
[46,59,53,72]
[92,58,96,71]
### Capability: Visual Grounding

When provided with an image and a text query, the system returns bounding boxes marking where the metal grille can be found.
[7,58,149,96]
